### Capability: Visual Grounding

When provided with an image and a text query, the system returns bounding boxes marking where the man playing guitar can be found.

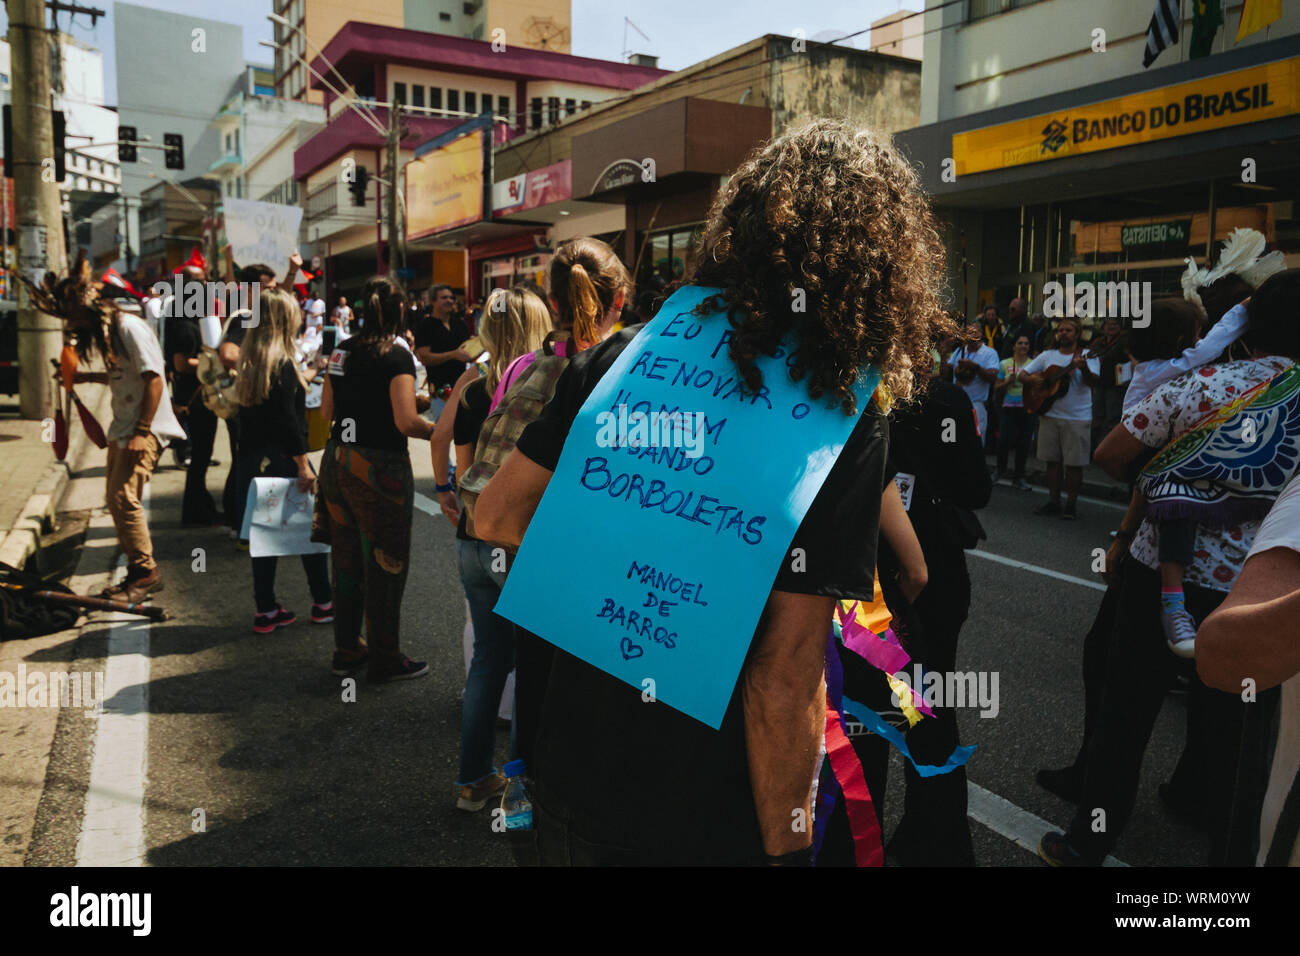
[1018,317,1101,519]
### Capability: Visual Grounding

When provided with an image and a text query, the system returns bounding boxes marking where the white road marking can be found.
[967,548,1109,592]
[967,781,1127,866]
[77,482,151,867]
[413,491,438,518]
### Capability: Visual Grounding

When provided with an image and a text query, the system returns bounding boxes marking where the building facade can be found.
[899,0,1300,322]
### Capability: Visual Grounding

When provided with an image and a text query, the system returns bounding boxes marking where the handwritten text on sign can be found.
[494,285,878,729]
[222,198,303,271]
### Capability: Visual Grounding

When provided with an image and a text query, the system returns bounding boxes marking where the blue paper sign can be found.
[494,285,879,729]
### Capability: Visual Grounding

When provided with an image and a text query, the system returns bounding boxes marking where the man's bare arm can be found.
[1197,547,1300,693]
[744,590,834,860]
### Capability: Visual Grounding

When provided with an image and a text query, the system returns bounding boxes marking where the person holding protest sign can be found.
[430,284,554,809]
[233,288,333,634]
[317,276,434,682]
[477,120,948,865]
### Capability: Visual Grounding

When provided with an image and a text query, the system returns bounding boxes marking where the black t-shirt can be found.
[220,309,255,350]
[514,322,889,862]
[327,338,417,453]
[414,314,471,392]
[453,376,491,541]
[168,318,202,406]
[239,359,308,458]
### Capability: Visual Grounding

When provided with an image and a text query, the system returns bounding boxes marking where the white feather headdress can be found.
[1181,227,1286,308]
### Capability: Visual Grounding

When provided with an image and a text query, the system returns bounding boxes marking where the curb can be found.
[0,383,112,573]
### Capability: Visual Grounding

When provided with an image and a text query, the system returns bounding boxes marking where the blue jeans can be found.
[457,537,516,785]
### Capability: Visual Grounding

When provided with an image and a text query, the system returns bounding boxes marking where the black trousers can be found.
[996,407,1032,478]
[181,402,219,524]
[1067,559,1277,865]
[821,544,975,866]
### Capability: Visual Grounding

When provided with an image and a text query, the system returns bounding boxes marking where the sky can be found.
[2,0,923,106]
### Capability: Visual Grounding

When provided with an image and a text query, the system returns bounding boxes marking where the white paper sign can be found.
[894,471,916,512]
[240,477,329,558]
[223,198,303,271]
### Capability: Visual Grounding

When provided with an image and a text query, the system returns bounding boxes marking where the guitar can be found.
[1022,350,1082,415]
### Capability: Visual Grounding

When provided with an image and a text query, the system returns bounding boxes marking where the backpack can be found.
[458,346,570,546]
[0,562,79,640]
[196,311,245,419]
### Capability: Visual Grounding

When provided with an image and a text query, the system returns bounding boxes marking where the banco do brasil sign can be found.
[952,57,1298,175]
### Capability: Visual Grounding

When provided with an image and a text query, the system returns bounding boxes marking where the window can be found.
[448,89,460,112]
[412,85,424,108]
[439,11,451,22]
[430,87,442,111]
[969,0,1050,21]
[465,92,477,113]
[498,95,510,119]
[547,97,560,125]
[394,82,407,105]
[482,92,493,115]
[530,97,543,129]
[564,98,575,117]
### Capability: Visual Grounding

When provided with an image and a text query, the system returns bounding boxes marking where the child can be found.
[1124,228,1284,655]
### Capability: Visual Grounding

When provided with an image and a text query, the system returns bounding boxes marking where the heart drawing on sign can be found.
[620,637,644,660]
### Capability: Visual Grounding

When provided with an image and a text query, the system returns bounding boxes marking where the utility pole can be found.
[10,0,69,420]
[385,103,405,276]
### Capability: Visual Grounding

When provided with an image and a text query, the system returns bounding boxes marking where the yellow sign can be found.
[406,129,485,239]
[952,57,1299,175]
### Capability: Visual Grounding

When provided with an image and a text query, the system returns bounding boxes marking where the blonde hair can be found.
[547,237,631,350]
[237,287,307,406]
[474,286,553,395]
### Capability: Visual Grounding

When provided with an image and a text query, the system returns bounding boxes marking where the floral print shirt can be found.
[1123,356,1296,592]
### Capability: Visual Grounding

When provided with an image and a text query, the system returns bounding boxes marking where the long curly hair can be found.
[690,119,950,412]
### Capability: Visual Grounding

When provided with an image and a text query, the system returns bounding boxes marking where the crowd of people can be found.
[26,116,1300,868]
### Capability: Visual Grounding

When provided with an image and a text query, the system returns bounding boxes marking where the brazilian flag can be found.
[1191,0,1224,58]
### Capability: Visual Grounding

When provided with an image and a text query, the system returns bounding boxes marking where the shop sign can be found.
[406,129,487,239]
[952,56,1299,175]
[591,158,643,194]
[1120,219,1190,249]
[493,160,572,216]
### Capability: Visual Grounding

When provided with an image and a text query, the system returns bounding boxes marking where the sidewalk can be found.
[0,379,112,573]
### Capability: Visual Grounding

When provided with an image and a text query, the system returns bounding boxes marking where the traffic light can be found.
[119,126,138,163]
[349,165,369,206]
[163,132,184,170]
[53,110,65,182]
[2,106,64,179]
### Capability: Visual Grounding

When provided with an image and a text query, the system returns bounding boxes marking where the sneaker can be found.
[455,771,507,812]
[311,602,335,624]
[1038,831,1088,867]
[1034,500,1062,517]
[253,606,295,634]
[331,644,368,676]
[1161,606,1197,658]
[1035,766,1083,804]
[369,657,430,683]
[1012,478,1032,491]
[1062,501,1077,521]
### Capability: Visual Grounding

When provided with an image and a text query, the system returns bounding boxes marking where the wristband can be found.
[435,482,454,494]
[133,424,152,436]
[762,845,814,867]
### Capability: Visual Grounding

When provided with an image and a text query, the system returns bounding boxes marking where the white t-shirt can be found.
[1021,349,1101,422]
[1246,475,1300,866]
[1124,303,1249,410]
[946,343,1000,404]
[1122,355,1295,592]
[108,312,186,446]
[333,305,352,329]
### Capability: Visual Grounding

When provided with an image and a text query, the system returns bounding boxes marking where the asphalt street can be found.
[19,432,1209,867]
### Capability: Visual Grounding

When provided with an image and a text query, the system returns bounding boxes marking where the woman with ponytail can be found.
[318,275,434,682]
[233,287,333,633]
[429,284,553,810]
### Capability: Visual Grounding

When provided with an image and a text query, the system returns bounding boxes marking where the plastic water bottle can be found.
[501,759,533,831]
